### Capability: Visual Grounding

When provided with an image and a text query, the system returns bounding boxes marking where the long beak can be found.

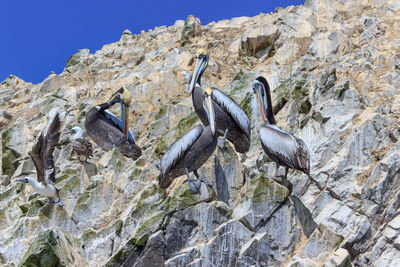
[121,100,129,139]
[16,178,28,183]
[204,95,215,135]
[107,92,121,106]
[189,57,206,94]
[255,88,267,122]
[65,130,74,134]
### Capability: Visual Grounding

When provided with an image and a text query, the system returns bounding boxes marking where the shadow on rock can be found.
[82,161,97,178]
[290,195,318,238]
[214,155,229,204]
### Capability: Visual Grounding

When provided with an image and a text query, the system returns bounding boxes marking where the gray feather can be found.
[104,110,135,143]
[160,124,203,177]
[212,88,250,138]
[260,124,310,172]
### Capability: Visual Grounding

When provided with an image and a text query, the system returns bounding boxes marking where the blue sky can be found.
[0,0,304,84]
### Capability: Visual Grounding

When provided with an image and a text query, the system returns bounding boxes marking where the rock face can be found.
[1,0,400,266]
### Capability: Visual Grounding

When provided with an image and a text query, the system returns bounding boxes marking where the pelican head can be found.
[252,77,269,122]
[108,87,131,139]
[66,126,84,139]
[189,48,209,94]
[202,87,215,135]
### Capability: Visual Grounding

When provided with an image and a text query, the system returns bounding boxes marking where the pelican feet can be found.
[48,197,64,207]
[185,168,213,194]
[218,129,229,155]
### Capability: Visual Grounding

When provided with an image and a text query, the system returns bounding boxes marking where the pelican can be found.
[16,112,63,206]
[189,48,250,153]
[252,76,310,190]
[85,87,142,160]
[66,126,93,162]
[159,87,217,194]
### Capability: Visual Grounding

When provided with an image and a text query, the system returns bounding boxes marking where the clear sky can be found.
[0,0,304,84]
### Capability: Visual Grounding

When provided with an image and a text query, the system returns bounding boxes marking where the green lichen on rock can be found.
[180,15,201,47]
[56,174,81,196]
[245,173,289,204]
[155,105,168,120]
[114,220,123,236]
[0,187,13,202]
[1,128,20,177]
[154,112,199,158]
[230,71,253,95]
[300,116,311,128]
[273,78,292,114]
[312,111,330,124]
[334,80,349,100]
[127,166,142,181]
[19,230,64,267]
[20,199,45,217]
[135,55,145,66]
[300,99,312,114]
[65,51,81,68]
[162,182,216,215]
[239,92,253,123]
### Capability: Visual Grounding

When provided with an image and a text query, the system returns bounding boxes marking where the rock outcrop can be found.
[1,0,400,266]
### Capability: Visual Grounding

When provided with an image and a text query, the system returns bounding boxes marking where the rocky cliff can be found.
[1,0,400,266]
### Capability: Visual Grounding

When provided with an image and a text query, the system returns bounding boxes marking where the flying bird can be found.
[159,87,218,194]
[252,76,310,191]
[66,126,93,162]
[189,48,250,154]
[85,87,142,160]
[16,112,63,206]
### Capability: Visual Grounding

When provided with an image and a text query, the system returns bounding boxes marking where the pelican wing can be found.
[293,136,311,173]
[29,113,61,184]
[212,88,250,138]
[103,110,135,144]
[260,125,309,172]
[160,124,203,177]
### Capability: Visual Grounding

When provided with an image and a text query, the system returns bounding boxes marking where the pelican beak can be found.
[189,56,207,94]
[204,94,215,135]
[121,100,129,139]
[108,89,123,106]
[253,81,267,122]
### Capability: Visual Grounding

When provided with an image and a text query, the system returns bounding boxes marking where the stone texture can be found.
[1,0,400,266]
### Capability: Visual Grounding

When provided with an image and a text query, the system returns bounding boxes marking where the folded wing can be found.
[212,88,250,138]
[104,110,135,144]
[159,124,203,178]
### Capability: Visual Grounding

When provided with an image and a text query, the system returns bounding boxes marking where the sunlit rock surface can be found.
[1,0,400,265]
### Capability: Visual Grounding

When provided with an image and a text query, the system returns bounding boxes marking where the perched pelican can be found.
[253,76,310,190]
[85,87,142,160]
[189,48,250,153]
[66,126,93,162]
[16,112,63,206]
[159,87,218,194]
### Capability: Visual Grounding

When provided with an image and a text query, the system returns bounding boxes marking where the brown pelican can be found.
[66,126,93,162]
[85,87,142,160]
[189,48,250,153]
[252,76,310,190]
[16,112,63,206]
[159,87,217,194]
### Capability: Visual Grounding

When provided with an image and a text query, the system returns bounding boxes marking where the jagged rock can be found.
[0,0,399,266]
[233,173,289,230]
[240,24,280,58]
[19,230,63,267]
[180,15,201,46]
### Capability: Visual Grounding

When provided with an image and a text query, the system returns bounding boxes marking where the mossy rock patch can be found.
[19,230,64,267]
